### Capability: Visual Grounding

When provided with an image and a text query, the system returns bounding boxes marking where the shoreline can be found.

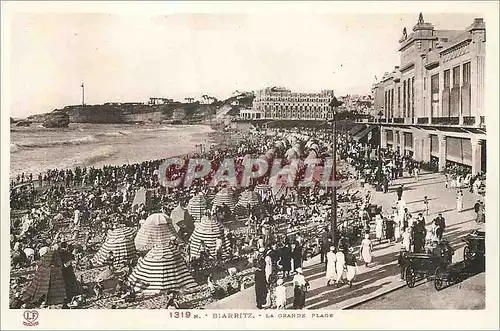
[10,123,235,180]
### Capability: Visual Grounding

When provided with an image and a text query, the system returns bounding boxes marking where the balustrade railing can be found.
[431,116,459,125]
[463,116,476,126]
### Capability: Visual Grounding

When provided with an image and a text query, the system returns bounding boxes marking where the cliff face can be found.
[42,110,70,128]
[25,93,255,125]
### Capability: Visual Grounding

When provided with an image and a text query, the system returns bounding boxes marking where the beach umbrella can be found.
[128,243,197,294]
[134,213,181,252]
[211,187,236,212]
[189,216,230,259]
[170,204,194,234]
[187,193,207,222]
[91,227,137,267]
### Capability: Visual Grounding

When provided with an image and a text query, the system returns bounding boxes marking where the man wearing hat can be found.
[413,213,426,253]
[254,251,268,309]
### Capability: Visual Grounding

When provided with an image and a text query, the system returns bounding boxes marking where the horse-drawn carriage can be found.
[463,229,485,263]
[405,229,486,291]
[403,241,454,288]
[434,230,485,291]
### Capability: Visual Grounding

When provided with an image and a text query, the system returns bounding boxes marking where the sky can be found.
[5,8,482,118]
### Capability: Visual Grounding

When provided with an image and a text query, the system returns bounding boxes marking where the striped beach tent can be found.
[234,190,263,218]
[91,226,137,267]
[237,189,262,208]
[134,213,181,252]
[22,249,78,305]
[211,187,236,212]
[187,193,207,222]
[128,243,197,294]
[189,216,230,259]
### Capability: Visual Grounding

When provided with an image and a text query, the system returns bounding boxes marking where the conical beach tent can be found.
[134,213,181,252]
[237,190,262,207]
[22,249,79,305]
[128,243,197,294]
[91,227,137,267]
[189,216,230,259]
[211,187,236,212]
[187,193,207,222]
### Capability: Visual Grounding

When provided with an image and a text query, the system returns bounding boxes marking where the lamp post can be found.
[377,110,384,186]
[329,97,343,246]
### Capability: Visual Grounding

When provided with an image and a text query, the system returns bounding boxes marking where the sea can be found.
[10,123,214,177]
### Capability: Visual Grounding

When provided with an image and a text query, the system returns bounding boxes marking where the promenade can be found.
[206,171,483,309]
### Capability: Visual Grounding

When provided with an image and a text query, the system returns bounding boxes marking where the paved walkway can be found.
[206,171,483,309]
[352,272,485,310]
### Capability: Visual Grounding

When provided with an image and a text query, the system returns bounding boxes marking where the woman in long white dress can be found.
[375,214,384,242]
[265,254,273,284]
[325,246,337,286]
[402,227,412,252]
[360,234,373,267]
[345,247,358,287]
[456,189,463,212]
[393,210,401,242]
[335,250,346,285]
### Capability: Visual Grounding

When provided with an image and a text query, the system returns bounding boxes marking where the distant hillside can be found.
[26,93,254,125]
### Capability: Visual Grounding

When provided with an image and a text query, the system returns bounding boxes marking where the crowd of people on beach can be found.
[9,123,486,310]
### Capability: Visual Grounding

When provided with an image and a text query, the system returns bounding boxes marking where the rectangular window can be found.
[397,87,401,117]
[431,74,439,93]
[444,69,451,89]
[411,77,415,117]
[391,89,394,118]
[463,62,471,84]
[431,74,440,117]
[407,79,411,117]
[452,66,460,86]
[403,81,407,116]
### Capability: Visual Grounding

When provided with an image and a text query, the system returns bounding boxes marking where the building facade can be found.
[372,14,486,175]
[252,87,336,120]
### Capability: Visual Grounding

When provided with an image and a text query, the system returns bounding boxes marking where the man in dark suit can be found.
[434,213,446,240]
[320,227,333,265]
[396,184,404,201]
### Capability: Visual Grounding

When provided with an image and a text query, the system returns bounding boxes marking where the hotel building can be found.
[370,14,486,175]
[251,87,336,120]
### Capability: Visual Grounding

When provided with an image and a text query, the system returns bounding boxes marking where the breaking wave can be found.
[11,135,99,151]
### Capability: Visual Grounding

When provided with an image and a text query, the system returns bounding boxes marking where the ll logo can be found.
[23,310,39,327]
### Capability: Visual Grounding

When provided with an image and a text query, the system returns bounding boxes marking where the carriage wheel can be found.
[434,266,444,291]
[405,266,416,288]
[463,246,472,261]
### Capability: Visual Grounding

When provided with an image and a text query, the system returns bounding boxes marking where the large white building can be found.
[369,14,486,175]
[251,87,336,120]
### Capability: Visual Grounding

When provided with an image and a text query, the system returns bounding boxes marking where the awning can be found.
[349,124,366,136]
[353,125,377,142]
